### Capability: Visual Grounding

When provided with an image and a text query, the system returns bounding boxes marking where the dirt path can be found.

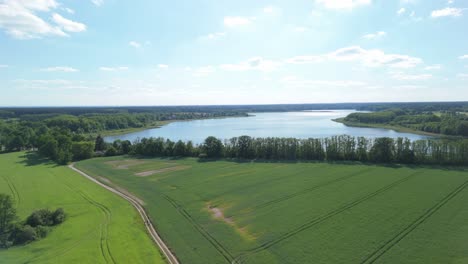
[68,164,180,264]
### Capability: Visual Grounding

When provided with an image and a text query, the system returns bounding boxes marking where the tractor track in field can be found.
[237,167,374,215]
[360,179,468,264]
[61,181,116,264]
[232,172,421,263]
[1,174,20,206]
[69,164,180,264]
[162,194,234,263]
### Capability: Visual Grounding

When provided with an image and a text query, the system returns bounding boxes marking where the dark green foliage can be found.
[71,141,95,160]
[202,136,224,158]
[11,225,37,245]
[130,136,468,166]
[105,146,118,156]
[94,135,106,151]
[0,194,16,248]
[26,209,54,227]
[0,202,66,248]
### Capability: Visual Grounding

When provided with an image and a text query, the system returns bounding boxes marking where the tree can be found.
[370,137,394,163]
[173,140,187,156]
[71,141,94,160]
[0,194,17,248]
[121,140,132,154]
[95,135,106,152]
[202,136,223,158]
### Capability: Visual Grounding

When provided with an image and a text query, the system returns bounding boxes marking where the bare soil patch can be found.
[207,204,256,241]
[135,165,191,177]
[105,159,147,169]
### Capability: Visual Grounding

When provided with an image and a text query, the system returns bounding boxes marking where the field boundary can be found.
[69,164,180,264]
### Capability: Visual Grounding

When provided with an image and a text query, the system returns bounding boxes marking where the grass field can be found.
[76,156,468,264]
[0,152,165,264]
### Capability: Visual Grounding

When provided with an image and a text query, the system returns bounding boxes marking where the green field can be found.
[76,156,468,264]
[0,152,164,264]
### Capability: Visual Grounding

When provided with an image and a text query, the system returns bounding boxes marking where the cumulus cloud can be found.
[362,31,386,39]
[316,0,372,9]
[424,65,442,70]
[0,0,86,39]
[129,41,142,48]
[281,76,367,87]
[397,8,406,15]
[391,72,432,80]
[287,46,422,68]
[431,7,463,18]
[99,66,129,71]
[52,13,86,32]
[459,55,468,59]
[91,0,104,6]
[199,32,226,41]
[224,16,252,27]
[158,64,169,69]
[41,66,79,72]
[220,57,280,72]
[193,66,216,77]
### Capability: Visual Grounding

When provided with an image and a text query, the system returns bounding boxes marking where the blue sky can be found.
[0,0,467,106]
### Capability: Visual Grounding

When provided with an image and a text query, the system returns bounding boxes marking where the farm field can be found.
[0,152,164,264]
[76,156,468,264]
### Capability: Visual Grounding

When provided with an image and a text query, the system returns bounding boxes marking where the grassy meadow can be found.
[0,152,164,264]
[76,156,468,264]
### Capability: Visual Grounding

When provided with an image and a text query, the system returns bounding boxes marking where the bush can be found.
[35,225,50,239]
[12,225,37,245]
[26,209,54,227]
[105,146,118,156]
[52,208,66,225]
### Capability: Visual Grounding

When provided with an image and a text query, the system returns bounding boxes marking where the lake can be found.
[104,110,429,144]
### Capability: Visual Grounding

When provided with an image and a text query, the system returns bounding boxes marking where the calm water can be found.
[104,110,429,144]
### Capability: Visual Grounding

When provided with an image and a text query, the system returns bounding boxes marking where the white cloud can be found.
[220,57,280,72]
[0,64,8,68]
[458,73,468,78]
[362,31,386,39]
[391,72,432,80]
[431,7,463,18]
[41,66,79,72]
[129,41,142,48]
[99,66,129,71]
[193,66,216,77]
[158,64,169,69]
[397,8,406,15]
[448,0,454,4]
[293,26,308,32]
[287,46,422,68]
[263,6,274,13]
[286,55,324,64]
[0,1,86,39]
[52,13,86,32]
[224,16,252,27]
[281,76,367,87]
[63,7,74,14]
[199,32,226,40]
[316,0,372,9]
[459,55,468,59]
[91,0,104,6]
[424,65,442,70]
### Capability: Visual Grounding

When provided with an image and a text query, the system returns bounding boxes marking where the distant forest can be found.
[1,102,468,165]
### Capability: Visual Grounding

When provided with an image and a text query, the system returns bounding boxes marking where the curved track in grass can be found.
[69,164,180,264]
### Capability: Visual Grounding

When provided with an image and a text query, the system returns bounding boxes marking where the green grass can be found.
[76,156,468,264]
[0,152,165,264]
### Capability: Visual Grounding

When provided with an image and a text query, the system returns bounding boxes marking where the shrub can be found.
[52,208,66,225]
[12,225,37,245]
[26,209,54,227]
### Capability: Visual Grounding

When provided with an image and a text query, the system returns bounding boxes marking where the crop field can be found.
[0,152,164,264]
[76,156,468,264]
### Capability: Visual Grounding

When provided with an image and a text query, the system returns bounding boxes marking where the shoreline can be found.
[332,117,454,138]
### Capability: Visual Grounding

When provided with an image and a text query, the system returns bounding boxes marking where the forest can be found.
[343,109,468,137]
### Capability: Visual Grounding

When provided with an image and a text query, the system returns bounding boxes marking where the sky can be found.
[0,0,467,106]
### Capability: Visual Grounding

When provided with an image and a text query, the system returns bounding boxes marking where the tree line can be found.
[344,109,468,137]
[122,135,468,166]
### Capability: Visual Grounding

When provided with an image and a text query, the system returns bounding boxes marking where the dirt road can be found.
[68,164,180,264]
